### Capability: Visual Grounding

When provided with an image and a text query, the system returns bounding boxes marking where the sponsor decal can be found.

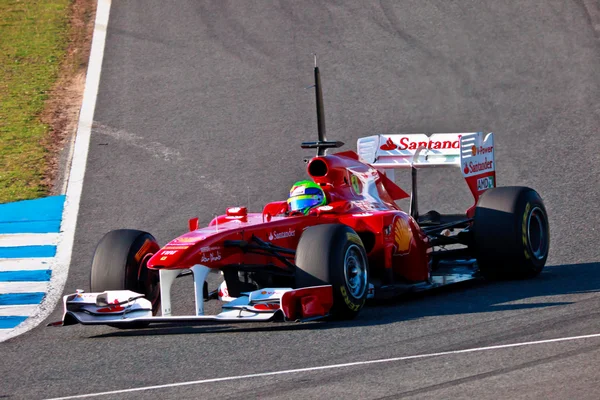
[200,245,221,252]
[163,245,189,250]
[218,284,230,299]
[200,251,222,263]
[477,176,494,192]
[363,170,375,178]
[251,290,287,301]
[463,158,493,174]
[367,284,375,299]
[316,206,333,212]
[97,300,124,313]
[340,286,364,311]
[291,186,305,196]
[380,137,397,150]
[255,290,285,297]
[71,293,96,302]
[471,144,494,157]
[393,217,412,253]
[176,236,205,243]
[350,174,362,195]
[161,250,178,256]
[346,232,363,245]
[268,228,295,241]
[384,224,392,236]
[476,145,494,155]
[380,136,461,151]
[160,256,167,261]
[352,200,388,211]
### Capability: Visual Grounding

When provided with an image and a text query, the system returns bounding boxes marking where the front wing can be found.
[49,286,334,328]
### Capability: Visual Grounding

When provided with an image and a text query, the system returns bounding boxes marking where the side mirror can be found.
[188,217,199,231]
[262,201,288,222]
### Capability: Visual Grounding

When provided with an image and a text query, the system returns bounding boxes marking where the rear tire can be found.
[473,187,549,279]
[295,224,369,320]
[90,229,161,320]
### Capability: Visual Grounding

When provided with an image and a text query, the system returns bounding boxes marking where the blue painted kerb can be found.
[0,195,65,234]
[0,245,57,259]
[0,293,45,305]
[0,270,52,282]
[0,316,28,329]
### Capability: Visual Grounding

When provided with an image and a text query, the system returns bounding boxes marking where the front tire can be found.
[473,186,549,279]
[90,229,161,316]
[295,224,369,320]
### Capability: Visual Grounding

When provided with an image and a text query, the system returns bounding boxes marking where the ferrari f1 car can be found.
[51,65,550,328]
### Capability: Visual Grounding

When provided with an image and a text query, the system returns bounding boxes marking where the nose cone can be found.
[147,231,210,269]
[147,243,189,269]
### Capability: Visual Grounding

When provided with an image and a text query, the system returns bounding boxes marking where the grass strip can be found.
[0,0,71,204]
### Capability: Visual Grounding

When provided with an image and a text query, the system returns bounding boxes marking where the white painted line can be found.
[0,233,60,247]
[0,305,37,316]
[46,332,600,400]
[0,282,49,294]
[0,0,112,343]
[0,258,53,271]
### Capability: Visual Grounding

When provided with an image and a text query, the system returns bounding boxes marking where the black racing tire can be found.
[295,224,369,320]
[473,186,549,279]
[90,229,161,325]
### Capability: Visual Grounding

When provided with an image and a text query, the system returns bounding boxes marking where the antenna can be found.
[301,54,344,156]
[314,54,326,149]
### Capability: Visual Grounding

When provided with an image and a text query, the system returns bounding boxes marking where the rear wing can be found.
[357,132,496,207]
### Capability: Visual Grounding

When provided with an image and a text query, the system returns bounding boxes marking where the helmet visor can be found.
[287,194,323,213]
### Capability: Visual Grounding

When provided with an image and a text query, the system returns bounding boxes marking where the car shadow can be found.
[92,261,599,338]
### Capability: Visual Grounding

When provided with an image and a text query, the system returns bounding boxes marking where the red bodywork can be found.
[147,151,431,284]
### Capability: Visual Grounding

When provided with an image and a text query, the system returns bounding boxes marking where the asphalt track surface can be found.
[2,1,600,399]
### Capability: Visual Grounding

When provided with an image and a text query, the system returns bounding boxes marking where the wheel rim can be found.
[343,244,367,299]
[527,206,548,260]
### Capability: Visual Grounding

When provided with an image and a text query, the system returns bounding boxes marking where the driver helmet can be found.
[287,180,326,215]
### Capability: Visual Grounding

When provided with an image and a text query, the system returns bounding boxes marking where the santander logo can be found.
[464,159,493,174]
[268,228,295,241]
[380,136,461,151]
[380,137,397,150]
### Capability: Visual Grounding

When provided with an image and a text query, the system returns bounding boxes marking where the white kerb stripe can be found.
[0,233,60,247]
[0,281,49,294]
[0,258,54,271]
[45,332,600,400]
[0,305,37,316]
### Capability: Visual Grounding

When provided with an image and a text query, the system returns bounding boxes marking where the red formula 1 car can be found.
[52,66,550,328]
